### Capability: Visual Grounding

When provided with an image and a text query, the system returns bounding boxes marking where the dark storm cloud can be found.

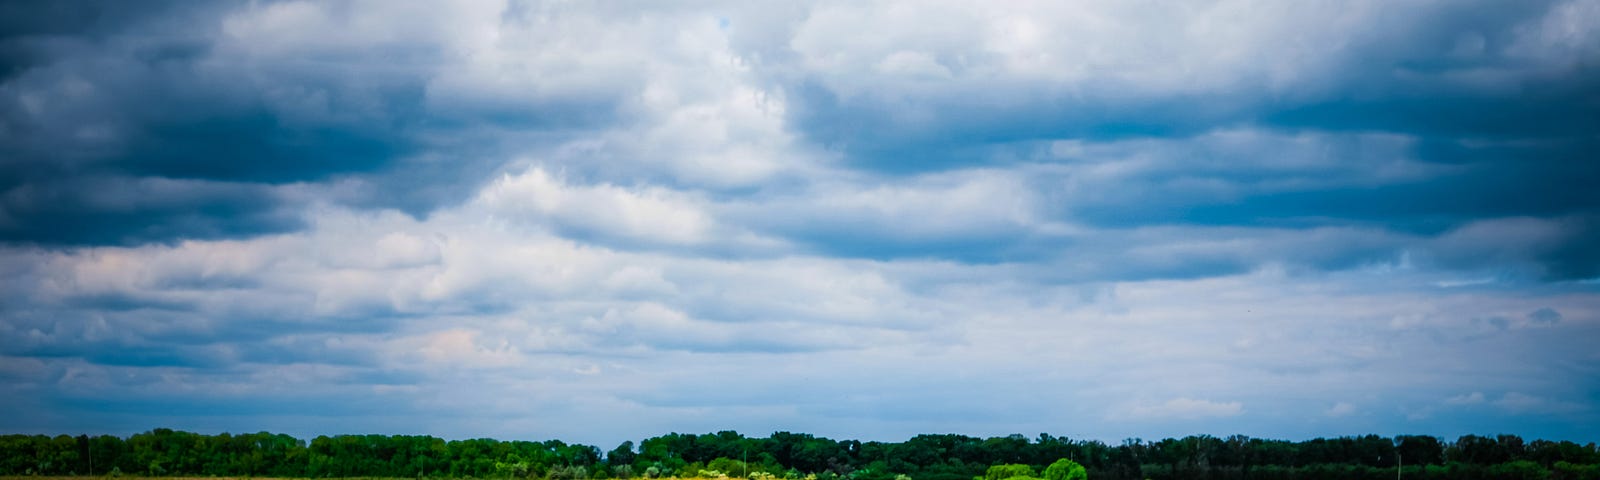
[0,175,304,245]
[1427,215,1600,281]
[0,0,236,58]
[1267,75,1600,141]
[784,81,1218,173]
[1155,142,1598,230]
[0,304,400,363]
[760,0,1600,277]
[1235,74,1600,279]
[0,0,516,246]
[0,259,407,373]
[779,0,1575,170]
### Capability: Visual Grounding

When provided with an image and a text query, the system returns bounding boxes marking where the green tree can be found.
[610,442,638,469]
[978,464,1036,480]
[1042,459,1086,480]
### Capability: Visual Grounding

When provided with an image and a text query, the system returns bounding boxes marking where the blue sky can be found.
[1,0,1598,447]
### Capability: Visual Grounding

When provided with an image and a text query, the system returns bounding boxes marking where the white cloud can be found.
[728,168,1062,246]
[220,1,499,58]
[1495,392,1545,412]
[439,3,817,188]
[1493,392,1585,415]
[1446,392,1487,405]
[1507,0,1600,65]
[477,167,720,246]
[401,328,522,369]
[8,215,1598,442]
[783,0,1461,100]
[218,0,819,190]
[1118,398,1245,421]
[1327,402,1357,417]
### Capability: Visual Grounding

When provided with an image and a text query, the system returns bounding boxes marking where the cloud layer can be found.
[2,0,1598,445]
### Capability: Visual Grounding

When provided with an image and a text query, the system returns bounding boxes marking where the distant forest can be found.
[4,429,1598,480]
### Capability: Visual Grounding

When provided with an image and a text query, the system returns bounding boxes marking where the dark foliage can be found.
[2,429,1596,480]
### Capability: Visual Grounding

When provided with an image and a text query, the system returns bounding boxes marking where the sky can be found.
[1,0,1599,448]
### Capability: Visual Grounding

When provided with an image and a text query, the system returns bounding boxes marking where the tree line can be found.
[3,429,1598,480]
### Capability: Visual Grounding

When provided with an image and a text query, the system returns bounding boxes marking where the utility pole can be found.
[1392,437,1403,480]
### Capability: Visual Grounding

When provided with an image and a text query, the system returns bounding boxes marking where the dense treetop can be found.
[3,430,1598,480]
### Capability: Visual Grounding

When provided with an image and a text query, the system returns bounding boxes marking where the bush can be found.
[549,465,590,480]
[708,458,748,477]
[980,465,1037,480]
[1554,461,1600,480]
[1043,460,1087,480]
[1489,460,1549,480]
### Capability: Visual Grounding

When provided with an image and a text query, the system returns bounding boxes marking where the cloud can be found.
[477,167,726,248]
[1427,215,1600,281]
[7,0,1598,266]
[1118,398,1245,421]
[0,0,427,244]
[1528,307,1563,324]
[1446,392,1487,405]
[5,216,1598,442]
[2,0,1599,447]
[778,0,1594,163]
[1493,392,1586,415]
[0,176,306,245]
[727,168,1056,260]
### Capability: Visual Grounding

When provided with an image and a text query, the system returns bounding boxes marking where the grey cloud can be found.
[0,0,558,245]
[745,0,1600,281]
[0,261,415,376]
[1425,215,1600,281]
[769,0,1577,167]
[1191,138,1600,223]
[0,175,304,245]
[46,378,426,418]
[1528,307,1562,324]
[2,0,1599,446]
[0,5,402,243]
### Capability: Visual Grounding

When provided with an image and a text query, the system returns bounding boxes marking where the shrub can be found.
[980,464,1037,480]
[1043,460,1087,480]
[1554,461,1600,480]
